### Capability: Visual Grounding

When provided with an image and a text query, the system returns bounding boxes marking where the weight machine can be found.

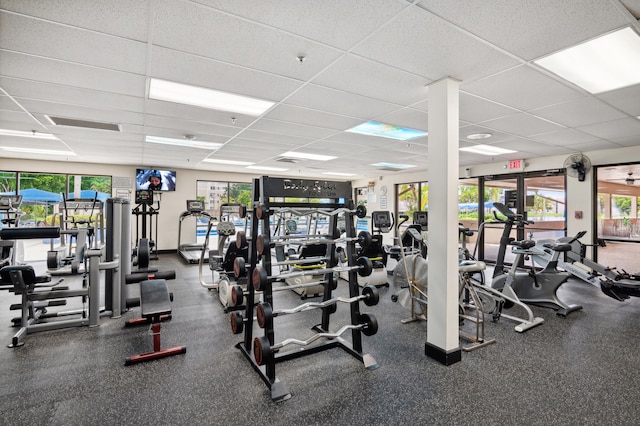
[131,190,159,268]
[47,195,103,275]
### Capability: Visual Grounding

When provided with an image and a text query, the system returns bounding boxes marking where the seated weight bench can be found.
[125,278,186,365]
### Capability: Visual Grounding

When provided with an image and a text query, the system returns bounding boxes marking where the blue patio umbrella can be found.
[8,188,63,204]
[68,190,110,202]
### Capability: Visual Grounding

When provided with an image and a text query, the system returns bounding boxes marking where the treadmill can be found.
[178,200,211,264]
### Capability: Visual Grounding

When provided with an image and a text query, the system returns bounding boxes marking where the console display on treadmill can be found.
[186,200,204,213]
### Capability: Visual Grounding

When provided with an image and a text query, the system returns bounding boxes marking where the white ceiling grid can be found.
[0,0,639,180]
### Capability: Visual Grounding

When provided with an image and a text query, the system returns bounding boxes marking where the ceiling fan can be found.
[609,172,637,185]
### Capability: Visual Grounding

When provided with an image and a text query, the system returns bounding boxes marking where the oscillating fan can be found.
[563,153,592,182]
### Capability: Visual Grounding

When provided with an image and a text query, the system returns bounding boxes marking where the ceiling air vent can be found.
[47,116,121,132]
[275,156,304,163]
[377,166,404,172]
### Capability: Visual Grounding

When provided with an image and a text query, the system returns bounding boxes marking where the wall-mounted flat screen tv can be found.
[135,168,176,191]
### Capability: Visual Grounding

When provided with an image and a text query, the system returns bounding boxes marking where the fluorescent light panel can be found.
[0,128,58,140]
[149,78,275,116]
[281,151,337,161]
[346,121,427,141]
[203,158,254,166]
[246,165,288,172]
[370,162,416,169]
[145,135,222,150]
[535,27,640,94]
[1,147,76,156]
[459,144,516,155]
[322,172,356,177]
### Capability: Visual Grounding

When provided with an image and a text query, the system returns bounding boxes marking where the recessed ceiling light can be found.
[1,147,76,156]
[149,78,275,116]
[203,158,254,166]
[145,135,222,150]
[535,27,640,94]
[346,121,428,141]
[246,165,289,172]
[0,128,59,140]
[370,162,416,169]
[322,172,357,177]
[466,133,492,140]
[281,151,337,161]
[459,144,516,155]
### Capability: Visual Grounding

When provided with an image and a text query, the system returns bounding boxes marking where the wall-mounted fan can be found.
[563,153,592,182]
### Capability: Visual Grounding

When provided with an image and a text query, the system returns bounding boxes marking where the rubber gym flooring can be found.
[1,254,639,425]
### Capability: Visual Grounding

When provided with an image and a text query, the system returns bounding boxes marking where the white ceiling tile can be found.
[352,6,521,82]
[264,104,361,131]
[198,0,407,50]
[463,65,584,111]
[529,129,601,146]
[577,118,640,140]
[247,118,336,139]
[375,108,429,132]
[493,138,576,156]
[0,51,146,96]
[1,77,145,113]
[531,97,628,128]
[0,0,150,41]
[153,0,343,80]
[0,11,147,73]
[313,55,431,105]
[481,112,565,137]
[597,83,640,117]
[284,84,400,118]
[566,139,624,152]
[418,0,629,60]
[460,93,519,124]
[149,47,302,103]
[238,129,315,146]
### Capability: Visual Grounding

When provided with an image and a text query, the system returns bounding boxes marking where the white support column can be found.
[425,77,461,365]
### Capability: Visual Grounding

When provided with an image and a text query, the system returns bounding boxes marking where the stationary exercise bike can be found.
[490,202,582,317]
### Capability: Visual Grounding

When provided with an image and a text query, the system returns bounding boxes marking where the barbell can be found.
[252,313,378,366]
[255,204,367,220]
[256,231,373,256]
[255,285,379,329]
[252,256,373,291]
[230,277,337,307]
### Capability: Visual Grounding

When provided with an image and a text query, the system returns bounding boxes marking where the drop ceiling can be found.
[1,0,640,179]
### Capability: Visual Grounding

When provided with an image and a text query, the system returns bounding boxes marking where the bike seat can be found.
[542,242,572,252]
[510,240,536,250]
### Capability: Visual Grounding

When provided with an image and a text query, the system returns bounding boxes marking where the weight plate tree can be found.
[234,176,380,402]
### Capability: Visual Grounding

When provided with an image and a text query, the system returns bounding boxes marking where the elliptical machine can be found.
[490,202,582,317]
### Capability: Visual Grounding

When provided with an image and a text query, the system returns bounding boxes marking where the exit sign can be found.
[509,159,524,170]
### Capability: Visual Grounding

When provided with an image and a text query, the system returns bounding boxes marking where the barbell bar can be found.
[231,277,337,307]
[255,204,366,220]
[253,313,378,366]
[256,231,372,256]
[252,257,373,291]
[255,285,379,328]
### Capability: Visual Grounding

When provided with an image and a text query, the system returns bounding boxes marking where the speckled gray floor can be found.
[1,254,640,426]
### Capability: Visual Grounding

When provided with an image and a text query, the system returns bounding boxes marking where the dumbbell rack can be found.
[235,176,379,401]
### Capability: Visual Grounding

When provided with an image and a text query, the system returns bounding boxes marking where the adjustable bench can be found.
[125,277,186,365]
